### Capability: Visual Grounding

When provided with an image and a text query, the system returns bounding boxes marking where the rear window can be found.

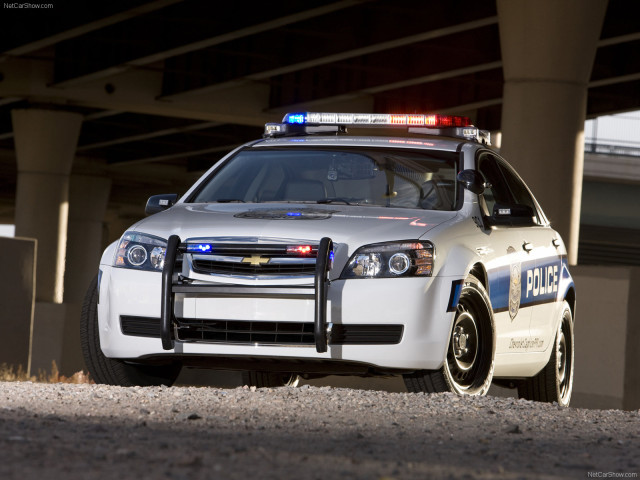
[190,147,460,210]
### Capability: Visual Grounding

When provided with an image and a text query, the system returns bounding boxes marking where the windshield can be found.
[190,146,460,210]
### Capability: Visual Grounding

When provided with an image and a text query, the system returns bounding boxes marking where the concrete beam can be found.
[51,0,366,88]
[76,121,221,152]
[0,57,272,126]
[1,0,185,58]
[161,17,499,101]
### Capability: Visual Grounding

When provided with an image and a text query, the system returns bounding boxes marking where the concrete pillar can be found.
[0,237,36,374]
[497,0,608,265]
[61,173,111,374]
[12,109,83,302]
[570,266,640,411]
[64,174,112,303]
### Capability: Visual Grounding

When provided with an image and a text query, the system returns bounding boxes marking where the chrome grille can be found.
[189,243,317,276]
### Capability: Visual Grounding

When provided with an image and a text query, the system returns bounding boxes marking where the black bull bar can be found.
[160,235,333,353]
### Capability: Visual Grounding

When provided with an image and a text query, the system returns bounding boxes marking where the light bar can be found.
[283,112,472,128]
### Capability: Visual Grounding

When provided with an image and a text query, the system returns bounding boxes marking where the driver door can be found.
[477,153,541,355]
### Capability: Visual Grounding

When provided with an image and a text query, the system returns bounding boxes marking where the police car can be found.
[80,112,575,406]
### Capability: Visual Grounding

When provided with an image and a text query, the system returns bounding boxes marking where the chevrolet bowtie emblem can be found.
[241,255,270,266]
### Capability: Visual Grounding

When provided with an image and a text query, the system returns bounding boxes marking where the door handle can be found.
[522,241,533,252]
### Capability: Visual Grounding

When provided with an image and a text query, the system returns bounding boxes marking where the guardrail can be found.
[584,143,640,157]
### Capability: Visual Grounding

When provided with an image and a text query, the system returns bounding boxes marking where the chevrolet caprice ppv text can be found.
[81,112,575,406]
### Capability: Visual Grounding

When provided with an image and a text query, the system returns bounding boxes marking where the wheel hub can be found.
[557,330,567,384]
[451,311,478,372]
[453,328,469,355]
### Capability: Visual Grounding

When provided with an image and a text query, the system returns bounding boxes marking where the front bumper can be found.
[100,232,457,372]
[98,260,457,371]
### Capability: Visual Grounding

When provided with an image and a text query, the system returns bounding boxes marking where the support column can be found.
[12,109,83,302]
[497,0,608,265]
[60,173,111,374]
[12,109,82,375]
[64,173,112,304]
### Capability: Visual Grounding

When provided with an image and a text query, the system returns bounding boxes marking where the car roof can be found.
[252,135,465,152]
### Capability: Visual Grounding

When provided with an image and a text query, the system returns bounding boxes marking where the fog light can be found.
[150,246,166,270]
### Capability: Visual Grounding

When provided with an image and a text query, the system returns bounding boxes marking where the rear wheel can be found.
[80,274,181,387]
[517,300,574,406]
[404,274,495,395]
[241,371,300,388]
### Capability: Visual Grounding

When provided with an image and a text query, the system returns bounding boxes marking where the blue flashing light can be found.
[286,212,302,216]
[284,113,306,124]
[329,251,335,261]
[187,243,213,253]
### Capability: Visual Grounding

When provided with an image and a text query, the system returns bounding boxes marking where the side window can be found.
[477,154,513,215]
[496,161,543,225]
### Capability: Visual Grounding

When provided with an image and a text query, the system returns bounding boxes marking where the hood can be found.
[130,203,457,250]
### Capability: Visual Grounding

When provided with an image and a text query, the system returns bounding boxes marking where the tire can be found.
[80,274,181,387]
[241,371,300,388]
[517,300,574,407]
[404,274,495,396]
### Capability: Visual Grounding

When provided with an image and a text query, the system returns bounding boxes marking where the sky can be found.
[585,110,640,148]
[0,224,15,237]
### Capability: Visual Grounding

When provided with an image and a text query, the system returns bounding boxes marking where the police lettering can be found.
[526,265,558,298]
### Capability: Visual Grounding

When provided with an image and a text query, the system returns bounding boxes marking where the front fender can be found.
[100,240,118,266]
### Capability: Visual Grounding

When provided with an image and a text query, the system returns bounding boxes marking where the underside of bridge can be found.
[1,0,638,229]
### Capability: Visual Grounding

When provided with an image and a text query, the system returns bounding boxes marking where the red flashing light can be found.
[431,115,471,127]
[287,245,313,255]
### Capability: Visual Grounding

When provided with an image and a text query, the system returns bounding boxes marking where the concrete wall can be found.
[0,237,36,374]
[570,265,640,411]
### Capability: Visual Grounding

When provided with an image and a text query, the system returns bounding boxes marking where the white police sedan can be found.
[81,112,575,406]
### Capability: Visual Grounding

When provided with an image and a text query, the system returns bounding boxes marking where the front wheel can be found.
[80,274,182,387]
[517,300,574,406]
[404,274,495,396]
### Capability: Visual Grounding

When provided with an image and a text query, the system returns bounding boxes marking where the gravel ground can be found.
[0,381,638,480]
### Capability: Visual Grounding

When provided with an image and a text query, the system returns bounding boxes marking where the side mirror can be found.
[457,169,487,195]
[490,203,535,226]
[145,194,179,216]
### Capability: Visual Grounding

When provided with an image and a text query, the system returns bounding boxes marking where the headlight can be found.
[113,232,167,272]
[341,241,434,279]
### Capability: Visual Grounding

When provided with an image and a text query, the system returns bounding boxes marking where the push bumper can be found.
[98,250,458,371]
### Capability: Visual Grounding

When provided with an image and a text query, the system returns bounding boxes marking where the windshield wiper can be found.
[214,199,246,203]
[317,197,355,205]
